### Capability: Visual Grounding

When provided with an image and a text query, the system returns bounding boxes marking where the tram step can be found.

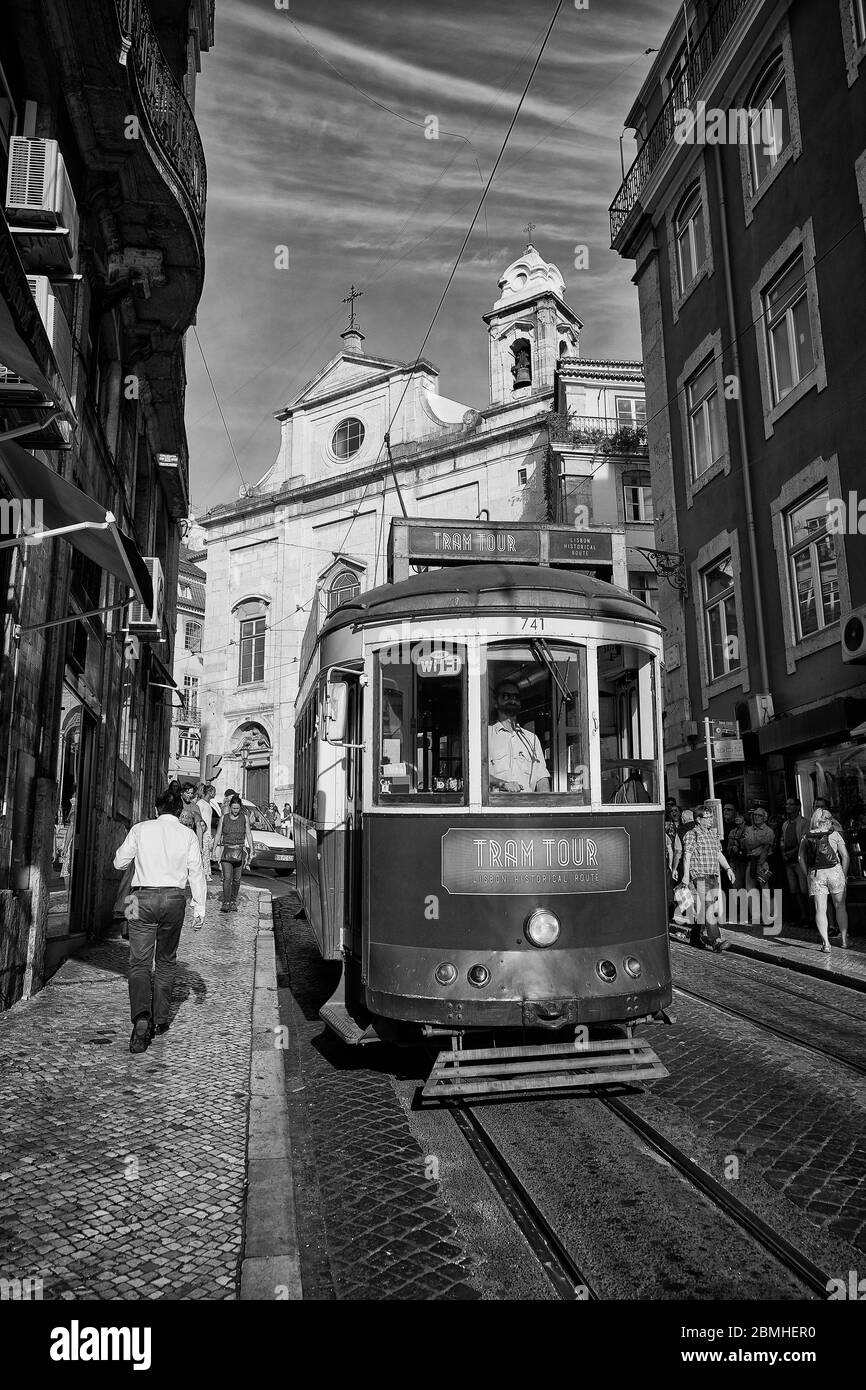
[421,1036,668,1101]
[319,1001,380,1046]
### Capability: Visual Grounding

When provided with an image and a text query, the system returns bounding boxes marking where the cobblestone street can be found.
[274,895,481,1300]
[0,886,260,1300]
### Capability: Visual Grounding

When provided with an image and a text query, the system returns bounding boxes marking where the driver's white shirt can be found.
[488,721,550,791]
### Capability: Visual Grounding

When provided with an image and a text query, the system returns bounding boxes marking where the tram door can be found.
[344,678,364,960]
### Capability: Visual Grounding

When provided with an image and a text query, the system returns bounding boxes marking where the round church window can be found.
[332,417,365,460]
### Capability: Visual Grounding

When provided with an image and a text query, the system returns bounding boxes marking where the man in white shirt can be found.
[114,786,207,1054]
[488,681,551,793]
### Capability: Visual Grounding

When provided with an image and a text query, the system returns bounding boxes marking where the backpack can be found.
[803,831,839,871]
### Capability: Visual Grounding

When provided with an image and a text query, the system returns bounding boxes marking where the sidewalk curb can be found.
[240,890,302,1300]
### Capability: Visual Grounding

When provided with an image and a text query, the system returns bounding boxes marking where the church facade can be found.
[199,245,656,807]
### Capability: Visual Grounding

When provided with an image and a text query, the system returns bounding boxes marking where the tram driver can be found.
[488,680,551,793]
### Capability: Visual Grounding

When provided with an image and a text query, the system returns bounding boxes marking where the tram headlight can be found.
[467,964,490,988]
[623,956,642,979]
[523,908,561,948]
[596,959,617,983]
[434,963,458,986]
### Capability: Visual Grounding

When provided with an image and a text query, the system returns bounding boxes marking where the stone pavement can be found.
[273,896,482,1300]
[722,922,866,988]
[0,883,262,1300]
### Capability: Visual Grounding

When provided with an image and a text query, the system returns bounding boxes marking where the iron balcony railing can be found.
[116,0,207,234]
[609,0,750,244]
[549,412,648,451]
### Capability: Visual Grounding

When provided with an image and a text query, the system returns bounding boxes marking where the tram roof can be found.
[318,563,662,639]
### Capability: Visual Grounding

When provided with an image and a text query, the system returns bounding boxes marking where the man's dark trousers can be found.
[128,888,187,1027]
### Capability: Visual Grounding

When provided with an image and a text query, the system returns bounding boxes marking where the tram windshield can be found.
[486,642,590,802]
[377,643,466,802]
[484,640,659,804]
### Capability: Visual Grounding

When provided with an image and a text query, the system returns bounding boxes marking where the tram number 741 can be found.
[521,617,544,631]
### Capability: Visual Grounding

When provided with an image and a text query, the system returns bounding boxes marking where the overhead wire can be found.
[337,0,567,564]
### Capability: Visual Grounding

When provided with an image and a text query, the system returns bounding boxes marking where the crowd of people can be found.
[664,795,855,955]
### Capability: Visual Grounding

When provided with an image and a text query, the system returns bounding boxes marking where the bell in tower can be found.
[511,338,532,388]
[484,243,582,407]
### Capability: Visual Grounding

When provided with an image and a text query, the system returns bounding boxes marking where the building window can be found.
[748,53,790,192]
[674,184,705,293]
[687,357,723,479]
[517,467,528,486]
[327,569,361,614]
[235,600,268,685]
[615,396,646,428]
[623,473,654,523]
[183,675,200,721]
[629,571,659,609]
[332,417,365,460]
[184,620,202,653]
[785,486,840,639]
[177,729,200,761]
[702,554,741,680]
[763,250,813,403]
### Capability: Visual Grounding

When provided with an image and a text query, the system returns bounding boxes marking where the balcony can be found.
[549,413,647,452]
[609,0,750,247]
[172,705,199,726]
[116,0,207,240]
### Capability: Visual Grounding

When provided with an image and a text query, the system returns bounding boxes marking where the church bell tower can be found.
[483,240,582,407]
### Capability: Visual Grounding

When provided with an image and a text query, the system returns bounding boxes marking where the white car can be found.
[213,799,294,875]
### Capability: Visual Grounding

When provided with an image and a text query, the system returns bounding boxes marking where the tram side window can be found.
[597,644,659,804]
[486,643,589,801]
[377,644,466,801]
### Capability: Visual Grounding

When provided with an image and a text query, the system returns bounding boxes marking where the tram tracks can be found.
[672,983,866,1079]
[449,1101,599,1300]
[447,1084,833,1301]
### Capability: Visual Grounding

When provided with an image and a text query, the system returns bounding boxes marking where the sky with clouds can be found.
[186,0,680,511]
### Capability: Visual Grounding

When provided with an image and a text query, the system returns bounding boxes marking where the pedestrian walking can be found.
[179,781,206,850]
[197,783,218,880]
[724,812,747,888]
[212,794,254,913]
[780,796,809,927]
[281,802,292,837]
[799,809,849,952]
[113,786,206,1054]
[682,804,736,950]
[743,807,775,905]
[664,808,682,921]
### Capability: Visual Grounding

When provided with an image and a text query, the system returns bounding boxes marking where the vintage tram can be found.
[293,519,672,1090]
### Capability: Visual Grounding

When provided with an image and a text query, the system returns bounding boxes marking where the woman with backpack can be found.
[798,808,849,952]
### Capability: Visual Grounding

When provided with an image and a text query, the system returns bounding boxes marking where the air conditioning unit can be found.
[734,693,775,731]
[6,137,79,271]
[0,274,73,398]
[26,275,73,391]
[129,558,165,640]
[842,605,866,664]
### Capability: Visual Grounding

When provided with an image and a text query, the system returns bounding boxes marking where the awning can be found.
[0,438,152,610]
[757,697,866,755]
[0,215,75,421]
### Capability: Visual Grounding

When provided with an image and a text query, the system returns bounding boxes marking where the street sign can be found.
[712,737,744,762]
[711,720,738,739]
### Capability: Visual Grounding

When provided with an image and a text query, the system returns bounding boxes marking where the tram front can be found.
[330,565,672,1038]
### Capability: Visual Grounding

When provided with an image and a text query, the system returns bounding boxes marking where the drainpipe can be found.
[713,145,770,696]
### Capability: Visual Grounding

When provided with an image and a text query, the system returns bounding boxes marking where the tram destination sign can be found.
[406,524,541,563]
[441,826,631,895]
[547,530,613,565]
